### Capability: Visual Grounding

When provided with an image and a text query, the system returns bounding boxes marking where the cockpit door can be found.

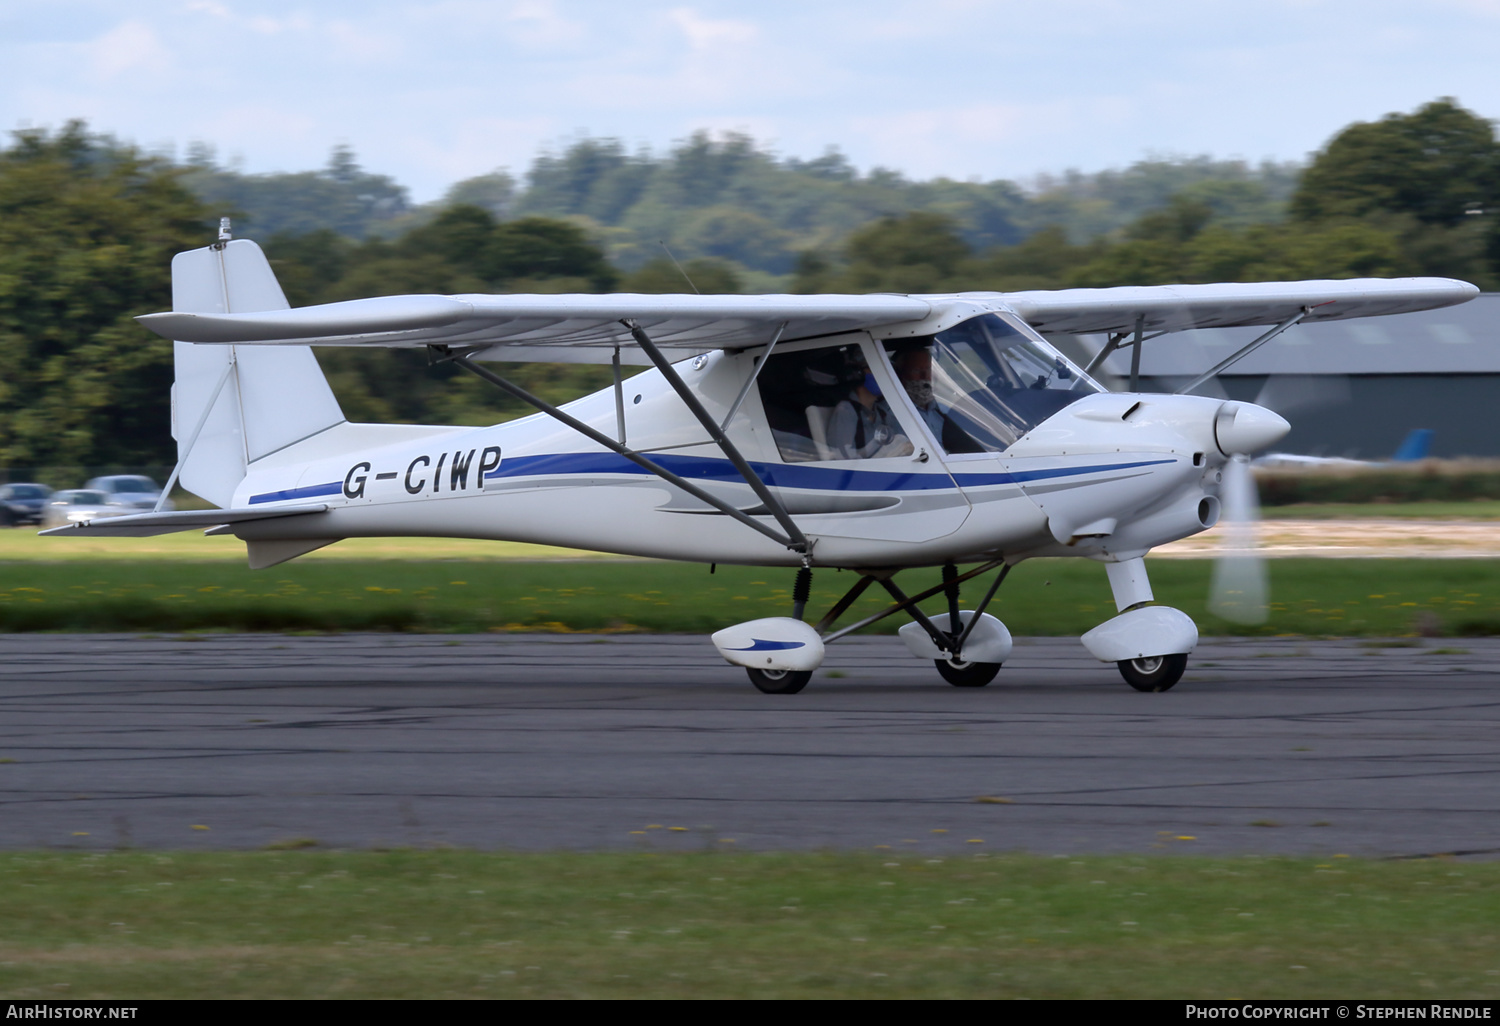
[747,334,969,543]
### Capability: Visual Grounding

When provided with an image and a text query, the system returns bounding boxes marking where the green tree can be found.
[1292,98,1499,226]
[482,216,618,290]
[839,212,971,293]
[620,257,743,294]
[441,170,515,220]
[265,208,626,428]
[972,225,1103,291]
[182,143,411,239]
[0,122,210,470]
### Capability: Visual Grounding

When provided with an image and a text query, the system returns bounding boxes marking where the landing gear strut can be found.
[816,561,1013,689]
[1080,558,1198,692]
[738,561,817,693]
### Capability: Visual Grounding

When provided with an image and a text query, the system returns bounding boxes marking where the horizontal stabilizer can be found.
[39,504,329,538]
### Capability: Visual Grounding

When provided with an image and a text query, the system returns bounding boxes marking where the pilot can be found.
[827,366,913,460]
[892,345,985,454]
[892,347,943,437]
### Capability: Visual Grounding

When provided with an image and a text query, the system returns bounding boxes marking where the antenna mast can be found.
[659,240,699,294]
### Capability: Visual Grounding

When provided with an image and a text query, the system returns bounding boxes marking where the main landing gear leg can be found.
[745,561,816,694]
[811,562,1013,689]
[912,562,1004,687]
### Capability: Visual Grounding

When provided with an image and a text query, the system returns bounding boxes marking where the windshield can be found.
[107,478,156,493]
[885,313,1101,454]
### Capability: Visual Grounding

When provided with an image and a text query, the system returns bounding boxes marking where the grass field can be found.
[1261,501,1500,520]
[6,523,1500,635]
[0,850,1495,999]
[2,552,1498,636]
[2,529,612,562]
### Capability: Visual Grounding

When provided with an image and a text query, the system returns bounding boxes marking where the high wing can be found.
[1000,278,1478,335]
[137,293,934,353]
[136,277,1478,353]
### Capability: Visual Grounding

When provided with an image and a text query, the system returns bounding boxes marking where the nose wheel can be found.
[1117,653,1187,692]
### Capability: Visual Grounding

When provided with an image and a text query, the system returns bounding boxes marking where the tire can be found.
[1117,653,1188,692]
[935,660,1001,688]
[746,667,812,695]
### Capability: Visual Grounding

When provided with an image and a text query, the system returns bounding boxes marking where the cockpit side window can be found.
[885,313,1101,454]
[755,343,915,463]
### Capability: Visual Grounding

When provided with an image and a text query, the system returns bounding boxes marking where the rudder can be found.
[170,238,345,507]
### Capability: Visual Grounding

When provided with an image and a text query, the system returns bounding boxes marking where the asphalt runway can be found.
[2,633,1498,859]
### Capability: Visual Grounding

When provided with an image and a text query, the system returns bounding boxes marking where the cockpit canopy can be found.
[893,312,1102,454]
[756,312,1101,463]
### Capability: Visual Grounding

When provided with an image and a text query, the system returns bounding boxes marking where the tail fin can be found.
[170,239,345,507]
[1391,428,1434,462]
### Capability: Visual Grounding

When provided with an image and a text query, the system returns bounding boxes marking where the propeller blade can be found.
[1252,374,1351,417]
[1208,454,1269,626]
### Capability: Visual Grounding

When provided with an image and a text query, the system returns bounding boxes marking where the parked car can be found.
[40,490,131,529]
[0,483,54,526]
[83,475,174,512]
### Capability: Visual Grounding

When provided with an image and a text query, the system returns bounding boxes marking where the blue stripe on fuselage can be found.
[247,481,343,504]
[249,453,1176,505]
[482,452,1175,490]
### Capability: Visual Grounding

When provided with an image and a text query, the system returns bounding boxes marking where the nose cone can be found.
[1214,401,1290,456]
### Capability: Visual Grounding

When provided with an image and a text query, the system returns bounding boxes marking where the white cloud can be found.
[89,21,171,81]
[501,0,588,47]
[669,7,758,50]
[324,20,405,60]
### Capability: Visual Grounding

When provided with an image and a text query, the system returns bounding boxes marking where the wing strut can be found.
[439,345,809,554]
[621,319,809,553]
[1174,308,1311,396]
[719,320,786,431]
[1079,317,1171,388]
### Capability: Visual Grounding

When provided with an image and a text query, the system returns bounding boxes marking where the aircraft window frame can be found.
[750,336,920,465]
[879,312,1104,458]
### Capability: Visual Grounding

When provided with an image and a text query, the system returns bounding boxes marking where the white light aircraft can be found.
[44,224,1478,693]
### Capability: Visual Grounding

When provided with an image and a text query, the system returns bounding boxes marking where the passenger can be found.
[826,369,913,459]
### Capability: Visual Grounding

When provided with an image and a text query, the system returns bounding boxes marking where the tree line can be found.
[0,98,1497,471]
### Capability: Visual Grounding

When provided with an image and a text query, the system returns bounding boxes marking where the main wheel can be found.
[935,660,1001,688]
[1117,653,1188,692]
[746,667,812,694]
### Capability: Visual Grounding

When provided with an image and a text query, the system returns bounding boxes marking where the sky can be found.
[3,0,1499,202]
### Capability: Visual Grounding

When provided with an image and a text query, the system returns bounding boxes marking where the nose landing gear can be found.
[1082,558,1198,692]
